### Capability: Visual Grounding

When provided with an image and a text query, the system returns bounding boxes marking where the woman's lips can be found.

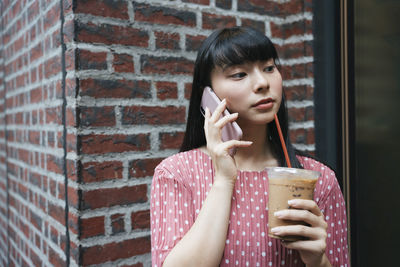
[253,98,274,110]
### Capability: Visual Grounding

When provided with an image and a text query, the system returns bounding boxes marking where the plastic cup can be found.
[267,167,321,241]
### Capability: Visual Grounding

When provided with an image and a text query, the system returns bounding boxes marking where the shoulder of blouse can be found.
[296,155,336,176]
[153,149,202,185]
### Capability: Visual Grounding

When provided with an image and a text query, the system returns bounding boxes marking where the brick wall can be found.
[0,0,315,266]
[1,0,77,265]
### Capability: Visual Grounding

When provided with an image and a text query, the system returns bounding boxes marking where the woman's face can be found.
[210,59,283,126]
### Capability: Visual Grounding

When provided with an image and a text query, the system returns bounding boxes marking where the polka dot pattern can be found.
[150,149,350,266]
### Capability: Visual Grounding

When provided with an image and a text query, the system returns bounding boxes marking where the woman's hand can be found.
[270,199,331,267]
[204,99,252,185]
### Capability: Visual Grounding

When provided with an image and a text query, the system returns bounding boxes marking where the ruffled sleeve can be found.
[150,162,195,267]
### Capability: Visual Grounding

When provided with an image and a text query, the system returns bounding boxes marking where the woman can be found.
[150,27,349,267]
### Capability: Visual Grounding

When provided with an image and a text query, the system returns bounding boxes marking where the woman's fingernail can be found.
[274,211,283,217]
[288,199,296,205]
[271,227,281,233]
[222,98,226,103]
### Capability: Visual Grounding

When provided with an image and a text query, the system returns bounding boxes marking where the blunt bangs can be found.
[209,27,279,69]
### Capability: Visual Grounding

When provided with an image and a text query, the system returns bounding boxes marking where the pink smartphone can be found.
[200,86,243,155]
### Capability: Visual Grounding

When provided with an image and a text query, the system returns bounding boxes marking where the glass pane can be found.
[354,0,400,265]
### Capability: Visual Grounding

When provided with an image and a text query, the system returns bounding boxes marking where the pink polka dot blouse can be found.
[151,149,350,267]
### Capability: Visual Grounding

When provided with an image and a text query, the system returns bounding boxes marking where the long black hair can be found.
[180,27,302,168]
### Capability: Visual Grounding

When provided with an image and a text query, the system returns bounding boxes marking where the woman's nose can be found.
[253,70,269,92]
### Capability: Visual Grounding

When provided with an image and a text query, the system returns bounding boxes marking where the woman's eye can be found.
[229,72,246,79]
[265,65,275,72]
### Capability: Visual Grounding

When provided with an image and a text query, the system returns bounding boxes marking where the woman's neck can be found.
[234,123,278,171]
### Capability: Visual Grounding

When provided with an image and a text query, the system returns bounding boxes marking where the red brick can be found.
[48,246,64,267]
[129,158,163,178]
[14,35,24,53]
[50,225,58,243]
[30,24,37,42]
[29,130,41,145]
[45,106,62,124]
[48,202,65,225]
[182,0,209,4]
[30,67,37,83]
[53,28,62,48]
[69,240,80,264]
[121,106,186,125]
[80,106,116,127]
[202,13,236,30]
[76,22,149,47]
[140,55,193,75]
[113,53,134,73]
[66,185,79,210]
[29,87,42,104]
[16,73,26,88]
[66,78,77,98]
[306,61,314,77]
[50,179,57,197]
[30,249,42,267]
[20,219,29,239]
[281,63,307,80]
[30,43,42,62]
[29,172,41,188]
[17,182,28,199]
[216,0,231,9]
[65,48,76,72]
[285,85,313,101]
[77,50,107,70]
[155,31,180,50]
[131,210,150,230]
[305,40,313,57]
[63,19,75,43]
[156,81,178,100]
[275,42,306,59]
[79,79,151,99]
[82,161,123,183]
[80,134,150,154]
[75,0,129,19]
[111,213,125,235]
[238,0,303,16]
[290,128,315,145]
[288,106,314,123]
[241,18,265,33]
[44,55,61,78]
[184,83,192,99]
[64,133,77,153]
[185,34,207,52]
[82,236,151,265]
[134,2,196,27]
[159,131,185,150]
[66,107,77,127]
[80,216,105,239]
[81,184,147,210]
[28,1,39,22]
[43,3,60,31]
[46,154,63,174]
[271,20,312,39]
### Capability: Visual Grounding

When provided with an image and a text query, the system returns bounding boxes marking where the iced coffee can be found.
[267,167,320,241]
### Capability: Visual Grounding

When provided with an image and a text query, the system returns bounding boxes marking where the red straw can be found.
[274,114,292,168]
